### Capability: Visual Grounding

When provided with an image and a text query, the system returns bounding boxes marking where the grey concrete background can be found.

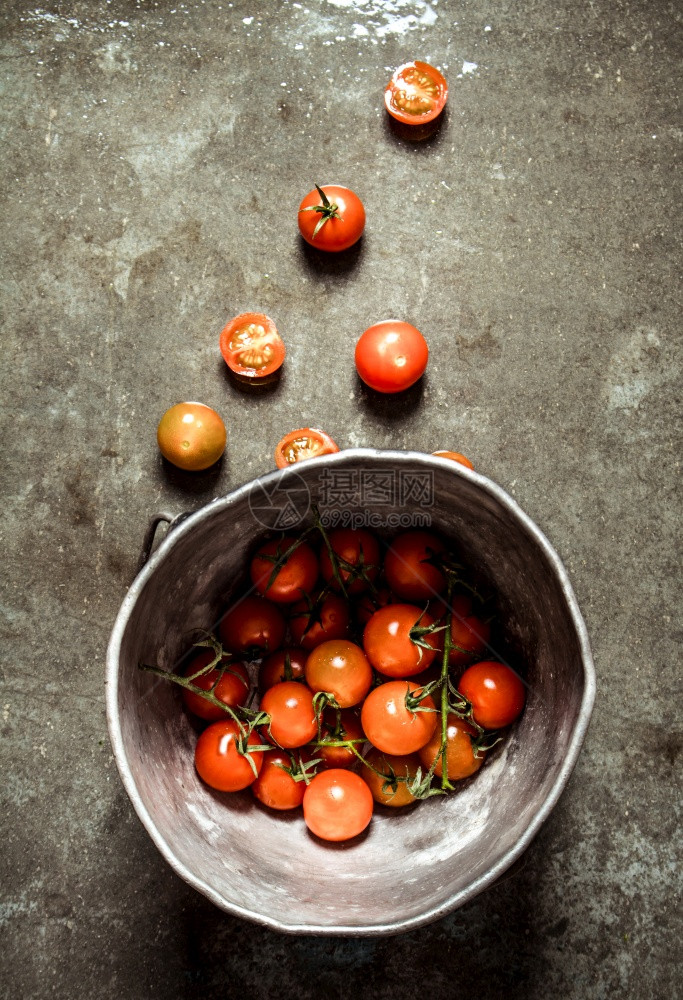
[1,0,681,997]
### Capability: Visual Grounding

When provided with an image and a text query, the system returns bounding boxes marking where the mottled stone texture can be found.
[0,0,680,997]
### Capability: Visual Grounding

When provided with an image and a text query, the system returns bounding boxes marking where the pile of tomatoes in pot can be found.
[148,519,525,843]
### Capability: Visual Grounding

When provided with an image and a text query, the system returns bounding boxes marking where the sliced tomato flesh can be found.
[275,428,340,469]
[219,312,285,379]
[385,61,448,125]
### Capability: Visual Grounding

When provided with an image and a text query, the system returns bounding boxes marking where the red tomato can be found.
[194,718,263,792]
[319,528,381,595]
[384,61,448,125]
[157,402,226,472]
[258,647,308,694]
[355,586,394,626]
[260,680,318,748]
[303,769,373,841]
[289,592,350,650]
[304,639,372,708]
[363,603,438,677]
[218,596,286,657]
[251,750,307,810]
[315,708,364,769]
[449,611,491,667]
[219,312,285,381]
[274,428,340,469]
[298,184,365,252]
[433,450,474,471]
[250,536,319,604]
[361,747,421,807]
[355,321,428,394]
[182,651,250,721]
[458,661,526,729]
[418,714,484,780]
[384,530,446,601]
[361,680,437,755]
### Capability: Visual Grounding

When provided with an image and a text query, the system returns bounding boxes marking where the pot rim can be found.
[105,448,596,936]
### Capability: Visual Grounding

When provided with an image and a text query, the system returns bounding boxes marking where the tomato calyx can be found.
[409,608,445,656]
[274,750,321,785]
[298,183,343,240]
[254,533,313,599]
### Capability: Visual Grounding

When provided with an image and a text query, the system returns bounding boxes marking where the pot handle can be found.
[136,511,184,574]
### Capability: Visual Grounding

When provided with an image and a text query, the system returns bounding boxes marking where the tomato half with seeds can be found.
[303,769,373,841]
[384,529,446,602]
[304,639,373,708]
[361,680,437,755]
[250,536,319,604]
[363,603,438,677]
[385,61,448,126]
[298,184,365,252]
[418,714,484,781]
[194,718,263,792]
[260,680,318,748]
[289,592,350,650]
[458,661,526,730]
[218,596,286,657]
[251,750,307,810]
[362,747,421,807]
[433,450,474,470]
[157,402,226,472]
[182,651,250,721]
[219,312,285,381]
[355,320,428,393]
[275,428,340,469]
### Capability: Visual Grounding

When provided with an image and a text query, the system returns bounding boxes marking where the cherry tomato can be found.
[194,718,263,792]
[298,184,365,252]
[418,714,484,781]
[250,536,319,604]
[219,312,285,381]
[157,402,226,472]
[319,528,381,595]
[384,529,446,602]
[384,61,448,125]
[315,708,364,769]
[355,586,394,626]
[251,750,307,810]
[182,650,250,721]
[274,428,340,469]
[304,639,372,708]
[303,769,373,841]
[363,603,438,677]
[355,321,428,393]
[362,747,421,807]
[289,592,350,650]
[433,450,474,470]
[218,596,286,657]
[361,680,437,755]
[260,680,318,748]
[258,647,308,694]
[448,610,491,667]
[458,661,526,730]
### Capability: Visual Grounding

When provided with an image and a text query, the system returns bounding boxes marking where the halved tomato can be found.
[384,61,448,125]
[219,312,285,381]
[274,428,340,469]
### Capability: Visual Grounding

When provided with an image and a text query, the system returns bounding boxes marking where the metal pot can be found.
[106,449,595,935]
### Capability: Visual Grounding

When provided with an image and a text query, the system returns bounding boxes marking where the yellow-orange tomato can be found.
[157,402,226,471]
[418,714,484,781]
[362,746,421,807]
[433,451,474,470]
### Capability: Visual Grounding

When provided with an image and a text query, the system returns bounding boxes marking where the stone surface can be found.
[0,0,680,997]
